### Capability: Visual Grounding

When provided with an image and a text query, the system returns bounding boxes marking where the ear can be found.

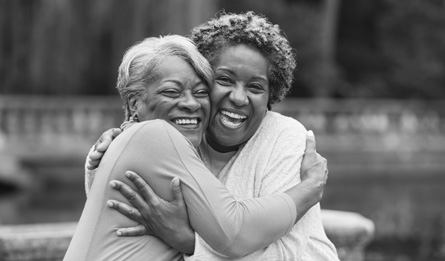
[127,97,139,115]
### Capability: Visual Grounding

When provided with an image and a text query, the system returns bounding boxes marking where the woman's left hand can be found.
[87,128,122,170]
[107,171,196,254]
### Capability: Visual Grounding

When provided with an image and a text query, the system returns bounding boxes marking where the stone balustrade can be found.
[1,95,444,173]
[1,96,444,142]
[0,95,123,158]
[0,210,374,261]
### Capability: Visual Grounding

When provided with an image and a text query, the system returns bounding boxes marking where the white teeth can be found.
[221,117,243,128]
[174,119,198,125]
[221,110,247,120]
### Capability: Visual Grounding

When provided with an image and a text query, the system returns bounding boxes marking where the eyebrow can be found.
[161,78,205,88]
[161,79,182,85]
[215,67,268,83]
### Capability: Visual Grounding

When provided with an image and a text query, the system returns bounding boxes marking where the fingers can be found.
[86,160,100,170]
[89,150,105,161]
[95,138,113,152]
[319,153,328,177]
[112,127,123,137]
[96,128,121,152]
[316,153,328,170]
[170,177,185,205]
[107,199,143,222]
[86,151,103,170]
[87,128,121,170]
[110,180,147,210]
[125,171,160,206]
[315,153,329,183]
[305,130,316,155]
[115,225,148,237]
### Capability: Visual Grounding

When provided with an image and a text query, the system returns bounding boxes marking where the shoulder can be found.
[126,120,183,139]
[242,111,307,156]
[115,120,198,160]
[128,119,173,133]
[118,120,190,148]
[260,111,307,138]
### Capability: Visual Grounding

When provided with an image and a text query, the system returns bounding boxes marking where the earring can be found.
[129,114,139,123]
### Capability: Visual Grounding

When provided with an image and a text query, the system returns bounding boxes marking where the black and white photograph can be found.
[0,1,444,260]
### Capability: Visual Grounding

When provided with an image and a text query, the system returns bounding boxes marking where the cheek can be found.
[209,85,226,105]
[201,99,211,116]
[136,102,161,121]
[249,96,269,124]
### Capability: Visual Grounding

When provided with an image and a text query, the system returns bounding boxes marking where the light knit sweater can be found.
[188,111,339,261]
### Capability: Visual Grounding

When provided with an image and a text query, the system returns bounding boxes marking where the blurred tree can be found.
[379,0,445,99]
[335,0,445,99]
[0,0,217,95]
[1,0,444,99]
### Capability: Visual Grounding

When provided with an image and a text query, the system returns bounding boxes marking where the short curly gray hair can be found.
[190,11,296,107]
[116,35,214,119]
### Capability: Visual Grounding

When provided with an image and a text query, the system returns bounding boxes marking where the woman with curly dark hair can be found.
[84,12,339,260]
[191,11,295,108]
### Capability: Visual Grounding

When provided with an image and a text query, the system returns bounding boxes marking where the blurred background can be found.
[1,0,445,260]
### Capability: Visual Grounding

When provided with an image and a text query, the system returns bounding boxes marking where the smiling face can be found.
[135,56,210,147]
[206,44,270,151]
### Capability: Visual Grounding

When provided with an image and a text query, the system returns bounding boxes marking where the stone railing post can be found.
[322,210,375,261]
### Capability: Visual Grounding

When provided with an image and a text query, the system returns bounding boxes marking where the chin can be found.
[215,135,240,147]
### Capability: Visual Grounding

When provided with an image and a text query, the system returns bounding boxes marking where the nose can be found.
[178,92,201,112]
[229,85,248,107]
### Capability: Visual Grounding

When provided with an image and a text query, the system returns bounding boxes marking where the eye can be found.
[248,83,265,93]
[216,76,233,86]
[161,89,180,98]
[194,89,209,98]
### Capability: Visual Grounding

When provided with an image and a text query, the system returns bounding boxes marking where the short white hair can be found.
[116,35,213,119]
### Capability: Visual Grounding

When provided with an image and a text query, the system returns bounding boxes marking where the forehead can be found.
[214,45,270,76]
[142,56,210,97]
[153,56,200,82]
[155,56,190,74]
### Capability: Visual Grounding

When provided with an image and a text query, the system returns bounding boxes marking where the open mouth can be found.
[219,110,247,128]
[171,117,200,127]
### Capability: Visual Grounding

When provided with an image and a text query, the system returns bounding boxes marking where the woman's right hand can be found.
[86,128,122,170]
[285,130,329,222]
[300,130,328,203]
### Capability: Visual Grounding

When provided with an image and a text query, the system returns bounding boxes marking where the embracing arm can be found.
[109,130,327,256]
[85,121,327,257]
[108,121,297,258]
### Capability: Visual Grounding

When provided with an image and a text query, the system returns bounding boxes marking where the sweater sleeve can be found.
[114,121,297,258]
